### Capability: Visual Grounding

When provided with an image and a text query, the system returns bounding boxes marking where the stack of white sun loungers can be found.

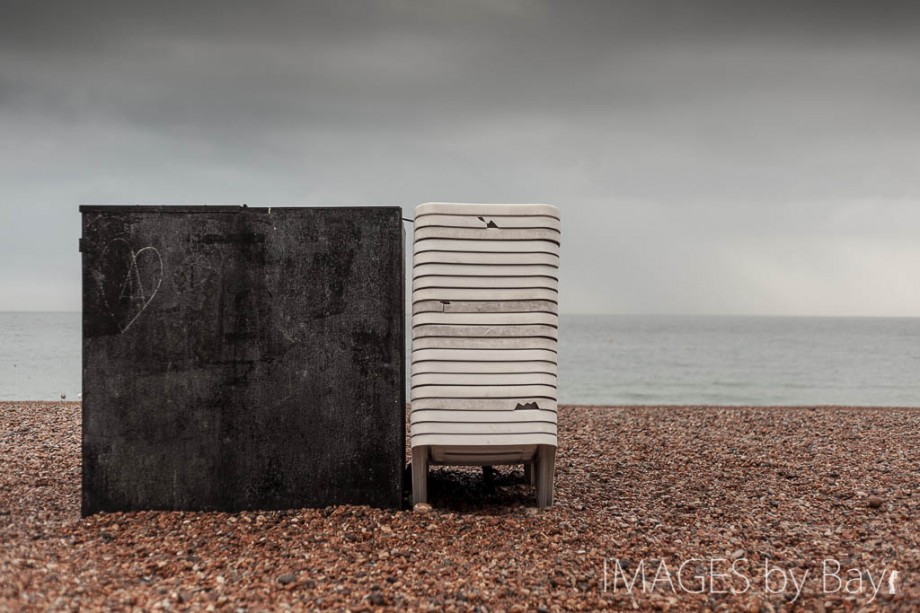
[410,202,560,507]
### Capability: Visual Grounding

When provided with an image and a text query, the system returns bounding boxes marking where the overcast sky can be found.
[2,0,919,315]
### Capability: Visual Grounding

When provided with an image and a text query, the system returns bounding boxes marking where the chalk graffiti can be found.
[173,250,219,291]
[98,238,163,333]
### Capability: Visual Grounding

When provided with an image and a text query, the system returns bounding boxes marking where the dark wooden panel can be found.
[81,206,405,514]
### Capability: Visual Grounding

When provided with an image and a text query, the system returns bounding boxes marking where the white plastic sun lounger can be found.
[410,202,560,507]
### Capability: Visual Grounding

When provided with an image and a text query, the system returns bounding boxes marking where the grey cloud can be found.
[1,0,919,314]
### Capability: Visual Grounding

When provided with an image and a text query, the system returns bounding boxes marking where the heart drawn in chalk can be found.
[98,238,163,333]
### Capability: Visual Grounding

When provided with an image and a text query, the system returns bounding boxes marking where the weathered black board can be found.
[80,206,405,514]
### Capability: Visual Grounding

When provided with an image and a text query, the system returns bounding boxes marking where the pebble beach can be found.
[1,402,917,611]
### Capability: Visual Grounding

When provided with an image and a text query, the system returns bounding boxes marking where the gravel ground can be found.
[1,402,918,612]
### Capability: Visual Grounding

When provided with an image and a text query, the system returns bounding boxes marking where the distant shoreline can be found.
[5,313,920,406]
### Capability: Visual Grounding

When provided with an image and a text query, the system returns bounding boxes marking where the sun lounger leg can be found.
[524,462,535,486]
[536,445,555,508]
[412,446,429,505]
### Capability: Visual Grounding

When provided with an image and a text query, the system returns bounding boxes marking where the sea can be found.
[2,312,919,406]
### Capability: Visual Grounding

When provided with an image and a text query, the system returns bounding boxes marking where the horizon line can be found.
[1,310,918,319]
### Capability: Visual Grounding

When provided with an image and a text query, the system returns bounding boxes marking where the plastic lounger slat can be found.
[413,288,557,302]
[413,324,558,339]
[411,361,557,375]
[413,251,559,266]
[410,408,558,423]
[411,384,557,400]
[413,300,558,314]
[431,445,538,455]
[412,348,558,363]
[410,398,558,411]
[412,337,557,350]
[412,312,557,327]
[414,227,560,243]
[415,203,560,218]
[413,276,558,290]
[414,214,561,231]
[414,264,559,279]
[428,446,538,465]
[411,432,558,448]
[411,421,558,435]
[412,372,557,387]
[414,239,559,255]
